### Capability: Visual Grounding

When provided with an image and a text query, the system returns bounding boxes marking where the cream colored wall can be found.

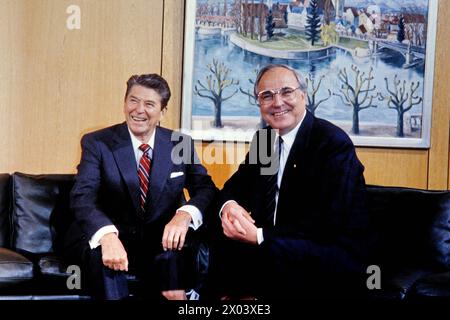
[0,0,163,173]
[160,0,184,131]
[0,0,449,190]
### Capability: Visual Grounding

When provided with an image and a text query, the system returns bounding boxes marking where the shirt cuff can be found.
[257,228,264,244]
[219,200,237,219]
[89,225,119,249]
[177,205,202,230]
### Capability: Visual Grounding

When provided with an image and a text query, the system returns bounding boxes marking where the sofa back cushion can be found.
[0,174,11,247]
[11,173,75,254]
[367,185,450,270]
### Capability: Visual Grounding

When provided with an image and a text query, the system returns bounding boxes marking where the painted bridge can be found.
[370,39,425,68]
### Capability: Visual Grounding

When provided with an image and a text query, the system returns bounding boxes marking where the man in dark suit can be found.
[209,64,372,299]
[64,74,216,300]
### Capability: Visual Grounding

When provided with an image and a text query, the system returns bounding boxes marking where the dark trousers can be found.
[83,246,189,300]
[64,226,195,300]
[206,240,267,299]
[207,237,367,300]
[85,247,129,300]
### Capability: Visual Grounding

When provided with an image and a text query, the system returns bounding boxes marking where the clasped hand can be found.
[221,202,258,244]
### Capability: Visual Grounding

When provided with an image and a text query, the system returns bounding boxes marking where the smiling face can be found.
[123,84,166,143]
[256,67,306,135]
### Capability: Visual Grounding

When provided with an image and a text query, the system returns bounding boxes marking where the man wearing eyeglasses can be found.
[208,64,372,299]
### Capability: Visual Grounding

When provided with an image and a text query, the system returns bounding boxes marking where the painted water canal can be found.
[190,31,425,136]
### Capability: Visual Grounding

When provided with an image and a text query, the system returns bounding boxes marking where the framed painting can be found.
[181,0,438,148]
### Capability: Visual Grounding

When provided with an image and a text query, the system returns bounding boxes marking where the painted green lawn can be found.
[235,32,369,50]
[338,37,369,49]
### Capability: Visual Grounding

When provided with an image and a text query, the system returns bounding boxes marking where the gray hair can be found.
[253,64,307,97]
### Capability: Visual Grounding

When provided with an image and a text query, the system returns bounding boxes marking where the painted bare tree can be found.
[239,72,257,106]
[379,75,423,137]
[239,69,266,128]
[194,59,239,128]
[306,73,331,115]
[334,65,377,134]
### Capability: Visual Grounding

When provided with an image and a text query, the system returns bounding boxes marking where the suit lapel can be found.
[147,127,172,213]
[279,111,314,197]
[110,123,140,211]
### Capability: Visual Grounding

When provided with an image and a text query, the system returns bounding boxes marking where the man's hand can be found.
[99,233,128,271]
[162,210,191,251]
[161,289,187,300]
[221,202,257,244]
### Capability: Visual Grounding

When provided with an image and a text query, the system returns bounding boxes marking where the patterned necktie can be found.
[138,144,151,212]
[264,136,283,226]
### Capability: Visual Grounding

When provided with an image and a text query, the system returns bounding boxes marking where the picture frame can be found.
[181,0,438,148]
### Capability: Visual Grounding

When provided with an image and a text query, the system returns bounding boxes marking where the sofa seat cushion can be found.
[37,253,141,281]
[0,247,34,288]
[413,271,450,298]
[366,267,433,300]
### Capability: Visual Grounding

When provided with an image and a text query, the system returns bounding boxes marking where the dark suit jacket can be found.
[218,111,372,269]
[65,123,216,254]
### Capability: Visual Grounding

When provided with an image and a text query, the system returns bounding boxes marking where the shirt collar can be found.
[127,127,155,152]
[276,110,306,151]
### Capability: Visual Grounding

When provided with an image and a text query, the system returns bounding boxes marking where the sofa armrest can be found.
[0,174,11,248]
[0,247,34,288]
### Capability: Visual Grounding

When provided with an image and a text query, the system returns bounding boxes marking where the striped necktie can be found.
[138,144,151,212]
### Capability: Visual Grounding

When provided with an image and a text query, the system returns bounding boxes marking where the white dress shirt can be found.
[89,128,203,249]
[258,112,306,244]
[219,113,307,245]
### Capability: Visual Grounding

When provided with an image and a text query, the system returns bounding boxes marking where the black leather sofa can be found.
[0,173,84,299]
[0,172,209,300]
[0,172,449,300]
[365,185,450,300]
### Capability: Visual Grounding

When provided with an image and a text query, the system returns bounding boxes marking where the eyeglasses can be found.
[257,86,302,105]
